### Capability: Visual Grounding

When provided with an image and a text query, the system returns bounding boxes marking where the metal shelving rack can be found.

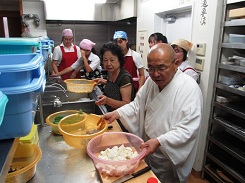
[203,0,245,182]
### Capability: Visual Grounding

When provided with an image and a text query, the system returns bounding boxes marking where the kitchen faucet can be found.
[45,83,69,98]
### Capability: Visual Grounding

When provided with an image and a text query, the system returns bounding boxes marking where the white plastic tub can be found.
[229,34,245,44]
[240,59,245,67]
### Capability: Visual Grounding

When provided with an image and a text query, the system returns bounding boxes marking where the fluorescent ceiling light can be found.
[94,0,106,3]
[42,0,106,3]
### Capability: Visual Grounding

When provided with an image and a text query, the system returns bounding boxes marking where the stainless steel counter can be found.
[29,124,101,183]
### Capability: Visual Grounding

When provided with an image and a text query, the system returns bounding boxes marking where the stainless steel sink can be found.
[35,83,104,125]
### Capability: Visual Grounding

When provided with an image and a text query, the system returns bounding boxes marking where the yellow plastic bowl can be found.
[58,114,108,149]
[45,110,85,135]
[64,79,96,93]
[6,144,42,183]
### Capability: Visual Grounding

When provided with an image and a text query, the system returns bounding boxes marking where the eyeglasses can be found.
[146,61,175,74]
[173,49,183,53]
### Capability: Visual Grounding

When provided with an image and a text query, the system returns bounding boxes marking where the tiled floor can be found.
[188,174,209,183]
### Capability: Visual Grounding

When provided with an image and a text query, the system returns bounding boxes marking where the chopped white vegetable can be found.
[98,145,138,161]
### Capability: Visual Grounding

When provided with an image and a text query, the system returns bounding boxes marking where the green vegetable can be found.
[61,115,85,125]
[52,110,84,125]
[53,116,64,124]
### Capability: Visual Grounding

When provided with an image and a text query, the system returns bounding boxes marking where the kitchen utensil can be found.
[86,114,104,134]
[64,79,96,93]
[92,86,108,114]
[45,110,81,135]
[112,166,151,183]
[6,144,42,183]
[58,113,108,149]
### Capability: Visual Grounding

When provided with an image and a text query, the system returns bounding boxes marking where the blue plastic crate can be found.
[41,45,50,61]
[0,38,41,54]
[0,53,43,87]
[49,40,54,47]
[41,39,49,46]
[49,40,54,53]
[0,68,45,140]
[0,91,8,127]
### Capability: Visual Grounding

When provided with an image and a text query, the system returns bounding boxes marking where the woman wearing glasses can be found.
[52,28,81,80]
[171,39,199,82]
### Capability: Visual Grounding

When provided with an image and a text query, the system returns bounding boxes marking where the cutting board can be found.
[98,121,160,183]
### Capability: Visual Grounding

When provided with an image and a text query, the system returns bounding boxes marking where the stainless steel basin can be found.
[35,85,103,125]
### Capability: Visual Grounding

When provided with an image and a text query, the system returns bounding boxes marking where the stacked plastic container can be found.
[14,124,39,158]
[0,38,45,140]
[36,36,54,65]
[0,91,8,127]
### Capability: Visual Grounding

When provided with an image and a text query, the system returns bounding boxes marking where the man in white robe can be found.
[104,43,203,183]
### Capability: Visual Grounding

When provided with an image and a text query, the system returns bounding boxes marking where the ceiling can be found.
[0,0,121,10]
[106,0,120,3]
[0,0,120,6]
[0,0,120,3]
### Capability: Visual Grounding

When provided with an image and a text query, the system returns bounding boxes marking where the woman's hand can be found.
[95,95,107,106]
[140,138,160,159]
[81,50,86,59]
[93,78,106,85]
[49,74,62,83]
[70,72,77,79]
[51,73,59,77]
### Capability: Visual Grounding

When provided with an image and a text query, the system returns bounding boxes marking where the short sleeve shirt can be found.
[70,52,101,71]
[125,48,144,69]
[52,43,81,66]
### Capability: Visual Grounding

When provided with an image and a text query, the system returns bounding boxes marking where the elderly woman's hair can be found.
[100,41,125,68]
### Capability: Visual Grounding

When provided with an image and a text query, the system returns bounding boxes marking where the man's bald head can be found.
[148,43,175,62]
[147,43,180,90]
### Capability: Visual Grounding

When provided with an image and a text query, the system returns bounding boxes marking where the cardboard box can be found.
[229,7,245,18]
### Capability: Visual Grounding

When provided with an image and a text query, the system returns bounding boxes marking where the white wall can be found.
[136,0,180,65]
[190,0,223,171]
[136,0,224,171]
[164,11,192,43]
[22,1,47,37]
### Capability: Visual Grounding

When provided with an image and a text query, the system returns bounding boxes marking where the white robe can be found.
[117,69,203,183]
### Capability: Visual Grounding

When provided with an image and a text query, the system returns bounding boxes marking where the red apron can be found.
[59,45,81,80]
[124,56,139,91]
